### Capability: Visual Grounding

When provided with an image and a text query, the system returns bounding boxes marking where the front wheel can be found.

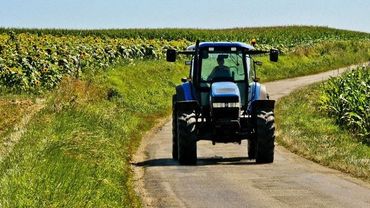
[177,111,197,165]
[255,110,275,164]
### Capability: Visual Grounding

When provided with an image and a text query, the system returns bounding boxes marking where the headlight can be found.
[212,102,240,108]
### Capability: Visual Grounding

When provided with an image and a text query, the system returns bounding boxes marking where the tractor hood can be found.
[210,81,241,131]
[211,82,240,102]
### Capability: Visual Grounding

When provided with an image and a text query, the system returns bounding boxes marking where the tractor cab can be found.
[186,42,255,112]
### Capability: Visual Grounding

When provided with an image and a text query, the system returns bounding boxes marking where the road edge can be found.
[131,117,171,207]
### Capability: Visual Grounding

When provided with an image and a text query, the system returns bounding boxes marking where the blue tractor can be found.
[167,41,279,165]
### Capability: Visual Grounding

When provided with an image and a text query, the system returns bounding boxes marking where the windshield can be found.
[201,52,245,82]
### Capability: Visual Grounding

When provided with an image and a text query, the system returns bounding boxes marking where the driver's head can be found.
[217,55,225,65]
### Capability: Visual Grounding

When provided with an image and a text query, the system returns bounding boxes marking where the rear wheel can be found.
[177,111,197,165]
[255,110,275,164]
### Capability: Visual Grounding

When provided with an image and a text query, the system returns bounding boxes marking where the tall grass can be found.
[0,60,187,207]
[0,97,33,139]
[276,84,370,182]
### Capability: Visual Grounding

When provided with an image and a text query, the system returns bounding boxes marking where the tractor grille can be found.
[212,107,239,120]
[212,95,239,103]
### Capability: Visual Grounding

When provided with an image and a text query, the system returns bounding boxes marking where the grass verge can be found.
[0,60,187,207]
[275,83,370,182]
[0,94,37,139]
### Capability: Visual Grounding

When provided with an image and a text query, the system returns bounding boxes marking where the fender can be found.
[248,82,272,112]
[175,82,199,111]
[248,82,268,102]
[251,100,275,112]
[176,82,196,101]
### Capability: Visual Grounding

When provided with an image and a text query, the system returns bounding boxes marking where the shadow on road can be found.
[133,156,257,167]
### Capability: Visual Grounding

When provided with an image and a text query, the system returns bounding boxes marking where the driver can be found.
[208,55,232,80]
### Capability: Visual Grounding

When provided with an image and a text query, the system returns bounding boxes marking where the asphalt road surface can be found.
[133,64,370,208]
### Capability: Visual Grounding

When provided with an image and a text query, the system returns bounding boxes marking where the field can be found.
[3,26,370,44]
[1,26,370,92]
[0,26,370,207]
[0,32,189,91]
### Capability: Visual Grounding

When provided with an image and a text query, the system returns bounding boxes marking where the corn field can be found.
[0,32,190,91]
[0,26,370,92]
[320,66,370,143]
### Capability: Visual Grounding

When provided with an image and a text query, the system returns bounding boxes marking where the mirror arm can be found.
[253,59,257,81]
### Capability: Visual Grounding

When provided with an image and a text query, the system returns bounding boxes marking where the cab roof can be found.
[186,42,255,51]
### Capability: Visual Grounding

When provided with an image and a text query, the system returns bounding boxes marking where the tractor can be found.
[167,41,279,165]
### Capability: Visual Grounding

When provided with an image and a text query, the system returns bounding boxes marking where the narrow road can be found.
[133,64,370,208]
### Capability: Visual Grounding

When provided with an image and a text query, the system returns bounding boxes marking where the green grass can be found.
[257,40,370,82]
[275,83,370,182]
[0,60,187,207]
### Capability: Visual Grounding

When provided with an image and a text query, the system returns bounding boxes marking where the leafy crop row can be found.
[3,26,370,55]
[1,26,370,92]
[320,66,370,142]
[0,32,190,91]
[2,26,370,44]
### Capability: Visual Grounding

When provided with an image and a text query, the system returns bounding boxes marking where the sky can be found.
[0,0,369,33]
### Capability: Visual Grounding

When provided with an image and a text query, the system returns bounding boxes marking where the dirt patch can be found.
[0,99,34,134]
[0,98,45,161]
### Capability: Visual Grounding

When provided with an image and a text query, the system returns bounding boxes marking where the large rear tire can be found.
[255,110,275,164]
[172,95,178,160]
[177,111,197,165]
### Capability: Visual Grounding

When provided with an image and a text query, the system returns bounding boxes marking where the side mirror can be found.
[200,50,209,59]
[166,49,177,62]
[269,49,279,62]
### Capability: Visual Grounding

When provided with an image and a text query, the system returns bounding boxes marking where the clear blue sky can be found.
[1,0,369,33]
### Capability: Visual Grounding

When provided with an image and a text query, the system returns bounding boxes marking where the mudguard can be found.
[248,82,273,112]
[176,100,199,111]
[251,100,275,112]
[248,82,268,101]
[175,82,199,111]
[176,82,196,101]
